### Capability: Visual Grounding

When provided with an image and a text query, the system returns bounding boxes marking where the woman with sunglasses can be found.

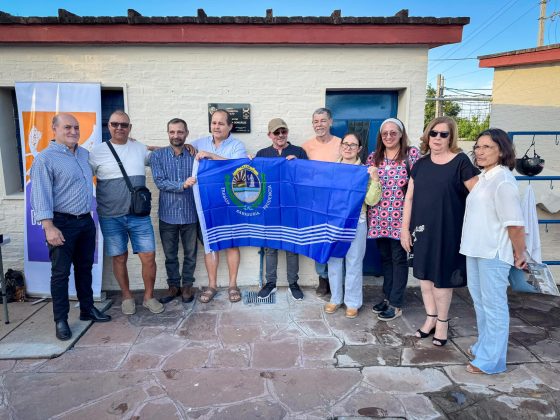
[401,116,479,346]
[366,118,420,321]
[460,128,526,374]
[325,133,381,318]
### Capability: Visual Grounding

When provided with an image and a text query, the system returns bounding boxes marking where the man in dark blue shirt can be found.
[255,118,307,300]
[255,118,308,159]
[150,118,198,304]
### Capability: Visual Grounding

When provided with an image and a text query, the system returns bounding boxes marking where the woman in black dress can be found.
[400,116,479,346]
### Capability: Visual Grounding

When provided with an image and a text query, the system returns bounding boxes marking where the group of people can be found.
[373,115,526,375]
[32,107,528,376]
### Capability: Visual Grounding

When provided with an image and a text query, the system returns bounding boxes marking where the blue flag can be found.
[194,158,368,264]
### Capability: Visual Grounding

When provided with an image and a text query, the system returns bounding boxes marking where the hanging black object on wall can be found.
[516,137,544,176]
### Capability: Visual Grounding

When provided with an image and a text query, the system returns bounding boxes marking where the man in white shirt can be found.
[89,110,164,315]
[192,109,247,304]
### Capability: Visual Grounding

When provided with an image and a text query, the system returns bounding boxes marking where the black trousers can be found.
[49,213,95,321]
[377,237,409,308]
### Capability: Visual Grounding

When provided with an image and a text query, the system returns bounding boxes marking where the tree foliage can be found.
[424,85,490,141]
[457,115,490,141]
[424,84,461,128]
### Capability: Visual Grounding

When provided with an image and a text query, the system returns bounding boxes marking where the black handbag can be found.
[106,141,152,217]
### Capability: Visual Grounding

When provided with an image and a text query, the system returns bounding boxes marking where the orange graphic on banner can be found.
[22,111,96,182]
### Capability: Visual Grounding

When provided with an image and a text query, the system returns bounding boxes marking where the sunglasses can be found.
[110,122,130,129]
[381,131,399,138]
[273,129,288,136]
[429,130,450,139]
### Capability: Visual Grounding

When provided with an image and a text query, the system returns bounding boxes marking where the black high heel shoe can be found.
[433,318,450,347]
[415,314,437,338]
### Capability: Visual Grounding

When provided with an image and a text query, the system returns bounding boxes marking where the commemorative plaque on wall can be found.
[208,103,251,133]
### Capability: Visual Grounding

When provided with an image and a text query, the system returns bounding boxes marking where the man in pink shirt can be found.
[302,108,342,296]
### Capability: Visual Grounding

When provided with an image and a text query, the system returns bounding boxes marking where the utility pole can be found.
[538,0,547,47]
[435,74,442,117]
[435,74,445,117]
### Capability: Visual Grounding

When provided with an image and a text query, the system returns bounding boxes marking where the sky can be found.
[1,0,557,95]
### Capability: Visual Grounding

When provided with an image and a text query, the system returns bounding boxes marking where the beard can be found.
[170,138,186,147]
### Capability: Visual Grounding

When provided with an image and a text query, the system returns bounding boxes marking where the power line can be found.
[446,87,492,96]
[429,58,479,61]
[447,87,493,91]
[438,2,541,76]
[429,0,523,72]
[430,68,487,82]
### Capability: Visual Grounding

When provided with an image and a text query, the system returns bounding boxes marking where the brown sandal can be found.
[228,287,241,303]
[466,363,484,374]
[198,287,217,303]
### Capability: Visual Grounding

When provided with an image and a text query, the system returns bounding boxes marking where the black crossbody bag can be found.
[106,141,152,217]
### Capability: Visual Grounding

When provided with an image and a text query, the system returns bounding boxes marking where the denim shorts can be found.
[99,215,155,256]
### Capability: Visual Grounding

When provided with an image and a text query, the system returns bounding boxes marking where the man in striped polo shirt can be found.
[31,113,111,341]
[150,118,198,305]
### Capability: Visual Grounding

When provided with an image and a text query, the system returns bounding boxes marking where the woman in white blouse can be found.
[460,128,527,374]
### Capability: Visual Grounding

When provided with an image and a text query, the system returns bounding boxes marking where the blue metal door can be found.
[326,90,398,276]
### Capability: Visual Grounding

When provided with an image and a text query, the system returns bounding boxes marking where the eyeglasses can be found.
[429,130,450,139]
[473,144,497,152]
[273,129,288,136]
[341,142,359,150]
[381,131,400,138]
[110,122,130,129]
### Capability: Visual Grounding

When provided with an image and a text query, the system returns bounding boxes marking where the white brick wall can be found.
[0,44,428,290]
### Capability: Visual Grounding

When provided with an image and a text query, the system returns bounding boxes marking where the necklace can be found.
[384,149,400,170]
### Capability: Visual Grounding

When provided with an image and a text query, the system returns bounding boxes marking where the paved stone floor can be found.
[1,285,559,419]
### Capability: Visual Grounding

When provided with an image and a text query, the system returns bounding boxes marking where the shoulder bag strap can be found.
[106,141,134,193]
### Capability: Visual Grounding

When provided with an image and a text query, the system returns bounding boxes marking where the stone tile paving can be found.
[0,286,559,419]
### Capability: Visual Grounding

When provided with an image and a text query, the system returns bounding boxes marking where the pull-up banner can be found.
[15,82,104,299]
[194,158,368,264]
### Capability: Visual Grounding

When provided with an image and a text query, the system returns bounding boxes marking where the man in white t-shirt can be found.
[89,110,164,315]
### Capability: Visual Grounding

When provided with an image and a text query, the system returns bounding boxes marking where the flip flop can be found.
[228,286,241,303]
[198,287,218,303]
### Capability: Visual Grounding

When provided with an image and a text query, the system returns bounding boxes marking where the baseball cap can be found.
[268,118,288,133]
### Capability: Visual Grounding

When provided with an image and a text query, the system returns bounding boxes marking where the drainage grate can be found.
[242,290,276,305]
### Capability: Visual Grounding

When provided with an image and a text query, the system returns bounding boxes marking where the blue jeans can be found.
[265,248,299,286]
[159,220,197,287]
[315,261,328,278]
[467,255,511,374]
[327,220,366,309]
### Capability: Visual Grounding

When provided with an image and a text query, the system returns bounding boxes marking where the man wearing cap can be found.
[302,107,342,296]
[31,113,111,341]
[255,118,307,300]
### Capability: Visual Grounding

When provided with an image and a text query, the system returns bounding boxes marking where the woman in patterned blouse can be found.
[366,118,420,321]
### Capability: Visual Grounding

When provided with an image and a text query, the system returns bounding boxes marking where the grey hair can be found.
[312,107,332,119]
